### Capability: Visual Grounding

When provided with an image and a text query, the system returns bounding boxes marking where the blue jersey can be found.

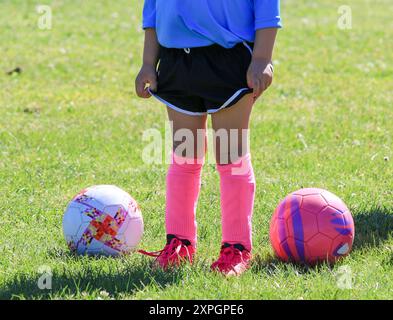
[142,0,281,49]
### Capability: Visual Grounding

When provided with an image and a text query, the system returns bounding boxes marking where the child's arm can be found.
[247,28,278,100]
[135,28,160,98]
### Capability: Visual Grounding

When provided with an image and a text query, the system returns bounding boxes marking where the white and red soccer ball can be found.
[63,185,143,256]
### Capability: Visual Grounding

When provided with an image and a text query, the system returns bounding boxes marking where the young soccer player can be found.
[136,1,281,276]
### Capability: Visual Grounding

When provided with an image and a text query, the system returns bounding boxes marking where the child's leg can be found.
[211,94,255,251]
[165,107,207,247]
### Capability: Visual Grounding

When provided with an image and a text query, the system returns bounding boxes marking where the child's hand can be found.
[135,64,157,98]
[246,58,274,101]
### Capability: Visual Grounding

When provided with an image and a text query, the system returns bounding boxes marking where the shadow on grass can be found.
[352,206,393,249]
[0,250,185,299]
[250,254,315,275]
[251,206,393,274]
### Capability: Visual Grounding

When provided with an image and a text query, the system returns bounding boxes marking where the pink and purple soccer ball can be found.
[270,188,355,265]
[62,185,144,256]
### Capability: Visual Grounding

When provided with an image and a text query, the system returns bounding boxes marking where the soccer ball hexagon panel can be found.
[269,188,355,265]
[62,185,144,256]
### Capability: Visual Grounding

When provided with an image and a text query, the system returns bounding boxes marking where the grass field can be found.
[0,0,392,300]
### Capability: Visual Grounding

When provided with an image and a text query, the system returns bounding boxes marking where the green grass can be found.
[0,0,392,300]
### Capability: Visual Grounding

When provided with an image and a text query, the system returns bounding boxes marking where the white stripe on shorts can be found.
[206,87,251,114]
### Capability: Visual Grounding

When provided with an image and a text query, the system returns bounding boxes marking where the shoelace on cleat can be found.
[138,237,192,262]
[212,244,248,273]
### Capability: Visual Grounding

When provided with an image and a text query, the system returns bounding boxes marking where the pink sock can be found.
[216,153,256,251]
[165,153,204,247]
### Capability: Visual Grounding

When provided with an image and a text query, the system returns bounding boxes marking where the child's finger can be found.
[247,72,254,89]
[142,86,152,98]
[264,73,273,88]
[142,80,154,98]
[135,79,146,97]
[253,76,262,99]
[136,78,152,98]
[149,76,158,93]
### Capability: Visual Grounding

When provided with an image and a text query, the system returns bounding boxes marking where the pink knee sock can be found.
[165,153,204,247]
[216,153,256,251]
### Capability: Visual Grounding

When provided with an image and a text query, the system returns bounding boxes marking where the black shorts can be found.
[149,42,254,116]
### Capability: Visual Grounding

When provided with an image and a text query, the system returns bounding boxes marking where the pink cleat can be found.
[211,243,251,276]
[139,234,195,269]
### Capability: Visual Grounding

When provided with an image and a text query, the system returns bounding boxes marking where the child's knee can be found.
[170,152,205,171]
[216,153,255,180]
